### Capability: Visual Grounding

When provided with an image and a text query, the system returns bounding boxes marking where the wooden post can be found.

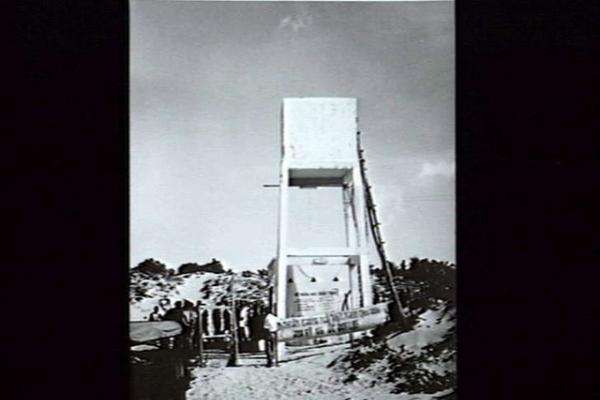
[197,303,205,367]
[227,275,240,367]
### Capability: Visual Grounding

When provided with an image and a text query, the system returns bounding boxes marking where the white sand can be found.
[131,271,453,399]
[387,308,455,355]
[185,344,440,400]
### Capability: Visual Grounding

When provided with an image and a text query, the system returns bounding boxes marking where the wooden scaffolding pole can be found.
[356,131,407,328]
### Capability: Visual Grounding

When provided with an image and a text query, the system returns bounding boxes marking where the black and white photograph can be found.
[14,1,600,400]
[129,1,455,399]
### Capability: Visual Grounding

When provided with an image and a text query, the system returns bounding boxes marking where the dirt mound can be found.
[198,271,269,305]
[129,267,269,321]
[328,305,456,396]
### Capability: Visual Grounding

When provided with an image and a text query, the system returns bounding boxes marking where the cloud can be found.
[418,160,455,179]
[278,14,313,32]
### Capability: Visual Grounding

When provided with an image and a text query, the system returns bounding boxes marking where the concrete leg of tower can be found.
[275,162,289,362]
[342,184,358,249]
[343,183,361,310]
[352,166,373,307]
[360,253,373,306]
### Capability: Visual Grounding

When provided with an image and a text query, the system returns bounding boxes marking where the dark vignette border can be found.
[11,1,600,399]
[13,1,129,399]
[456,1,599,399]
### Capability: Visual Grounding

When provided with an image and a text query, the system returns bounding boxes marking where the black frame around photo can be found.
[12,1,599,399]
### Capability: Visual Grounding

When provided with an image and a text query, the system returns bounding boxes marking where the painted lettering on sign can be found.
[278,303,389,341]
[291,289,340,317]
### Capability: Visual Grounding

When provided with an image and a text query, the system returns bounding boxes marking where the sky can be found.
[130,1,454,271]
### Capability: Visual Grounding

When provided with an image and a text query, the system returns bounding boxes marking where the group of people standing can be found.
[147,298,280,366]
[148,298,202,349]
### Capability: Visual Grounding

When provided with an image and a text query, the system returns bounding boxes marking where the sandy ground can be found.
[185,344,437,400]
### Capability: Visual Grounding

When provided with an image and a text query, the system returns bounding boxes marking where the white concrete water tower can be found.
[273,98,374,359]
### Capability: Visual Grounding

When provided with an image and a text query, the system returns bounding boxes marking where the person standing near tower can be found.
[183,301,198,350]
[263,308,280,367]
[238,305,249,341]
[149,306,162,321]
[158,298,171,319]
[164,301,189,349]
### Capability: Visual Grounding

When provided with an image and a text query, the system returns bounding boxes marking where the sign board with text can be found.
[291,288,340,317]
[278,302,389,341]
[286,261,352,318]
